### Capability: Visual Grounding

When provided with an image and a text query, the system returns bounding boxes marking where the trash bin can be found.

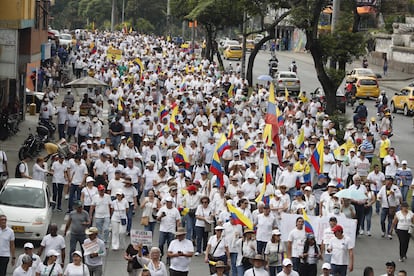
[29,103,36,115]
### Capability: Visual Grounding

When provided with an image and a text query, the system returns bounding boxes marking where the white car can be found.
[59,33,72,48]
[0,178,52,240]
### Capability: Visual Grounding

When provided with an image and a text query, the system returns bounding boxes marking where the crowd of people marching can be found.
[0,30,412,276]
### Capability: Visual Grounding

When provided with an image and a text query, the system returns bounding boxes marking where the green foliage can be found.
[384,15,406,34]
[329,113,349,144]
[135,18,156,33]
[325,68,345,89]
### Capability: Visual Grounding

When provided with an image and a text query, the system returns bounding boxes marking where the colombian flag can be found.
[255,152,272,203]
[243,140,256,153]
[310,138,324,175]
[227,122,234,140]
[117,96,125,111]
[180,80,187,91]
[263,124,272,147]
[302,209,314,234]
[265,83,283,165]
[296,128,305,150]
[159,105,168,121]
[228,84,235,98]
[169,103,179,131]
[210,151,224,187]
[175,144,190,169]
[216,134,231,157]
[227,202,253,229]
[276,106,284,127]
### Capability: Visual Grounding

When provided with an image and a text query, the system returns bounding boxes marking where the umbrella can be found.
[64,76,108,88]
[335,189,367,201]
[257,75,273,82]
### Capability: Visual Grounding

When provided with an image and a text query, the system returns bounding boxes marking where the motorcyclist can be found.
[268,55,279,76]
[376,90,388,115]
[226,62,233,73]
[345,79,357,106]
[353,99,368,126]
[362,56,368,68]
[289,60,297,73]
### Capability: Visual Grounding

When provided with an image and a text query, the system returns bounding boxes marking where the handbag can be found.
[386,193,397,216]
[208,238,222,261]
[127,261,134,273]
[121,218,127,225]
[140,216,149,226]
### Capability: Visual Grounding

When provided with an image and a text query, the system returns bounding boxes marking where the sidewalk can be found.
[276,50,414,91]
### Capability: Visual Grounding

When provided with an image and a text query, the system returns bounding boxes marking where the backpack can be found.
[382,95,388,105]
[15,162,23,178]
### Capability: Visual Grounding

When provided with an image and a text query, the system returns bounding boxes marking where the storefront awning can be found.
[357,6,377,14]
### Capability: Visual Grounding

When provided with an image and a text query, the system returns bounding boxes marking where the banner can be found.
[82,240,100,256]
[107,47,123,60]
[280,213,357,248]
[130,229,152,246]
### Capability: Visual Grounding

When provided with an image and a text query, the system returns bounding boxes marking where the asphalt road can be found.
[2,50,414,275]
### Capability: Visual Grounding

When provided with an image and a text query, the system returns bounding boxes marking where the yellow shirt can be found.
[293,161,310,174]
[379,138,390,158]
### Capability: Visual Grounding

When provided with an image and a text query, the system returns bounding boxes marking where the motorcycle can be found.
[355,117,367,133]
[269,62,278,77]
[18,129,43,160]
[39,119,56,140]
[345,91,356,107]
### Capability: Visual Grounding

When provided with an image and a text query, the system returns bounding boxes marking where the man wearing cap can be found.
[64,200,90,262]
[141,161,157,197]
[51,154,69,212]
[383,148,400,178]
[75,116,90,146]
[379,133,391,174]
[287,217,306,272]
[93,153,110,187]
[327,225,354,276]
[67,107,79,143]
[16,243,41,271]
[319,182,338,217]
[241,173,259,207]
[67,155,88,213]
[12,254,33,276]
[360,132,375,162]
[90,185,112,246]
[202,136,216,168]
[276,258,299,276]
[123,158,142,204]
[377,175,402,239]
[380,261,396,276]
[313,174,328,216]
[83,227,106,276]
[395,160,412,202]
[277,162,302,200]
[244,254,269,276]
[157,196,181,257]
[320,217,338,263]
[107,169,125,200]
[321,263,332,276]
[167,227,194,276]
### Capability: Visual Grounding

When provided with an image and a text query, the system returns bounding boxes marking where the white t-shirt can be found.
[40,234,65,264]
[63,263,89,276]
[0,227,15,257]
[36,262,63,276]
[277,270,300,276]
[207,235,227,257]
[168,238,194,272]
[51,160,68,183]
[107,179,124,197]
[111,199,129,222]
[157,206,181,233]
[12,266,33,276]
[396,210,414,231]
[91,194,111,218]
[16,253,41,271]
[287,228,306,258]
[245,267,271,276]
[122,185,138,204]
[329,235,353,266]
[195,205,213,227]
[256,213,277,242]
[69,163,88,185]
[321,227,335,254]
[81,186,98,206]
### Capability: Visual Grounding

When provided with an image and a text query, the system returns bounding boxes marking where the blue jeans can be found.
[381,207,395,235]
[288,188,296,201]
[256,240,267,255]
[95,217,110,244]
[144,221,156,232]
[195,226,208,253]
[52,183,64,209]
[237,265,245,276]
[291,257,300,272]
[230,252,238,276]
[401,185,409,202]
[269,266,282,276]
[127,202,134,232]
[331,264,347,276]
[58,124,65,140]
[68,184,82,212]
[158,231,175,256]
[111,135,121,149]
[185,214,196,240]
[361,206,372,231]
[69,233,86,262]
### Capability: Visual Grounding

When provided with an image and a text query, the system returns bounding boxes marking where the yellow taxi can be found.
[346,68,378,82]
[246,40,255,51]
[390,86,414,116]
[223,45,242,60]
[355,76,380,98]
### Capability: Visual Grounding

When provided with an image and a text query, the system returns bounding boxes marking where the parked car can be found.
[354,76,380,98]
[58,33,73,48]
[390,86,414,116]
[223,45,242,60]
[0,178,53,240]
[311,87,347,113]
[246,40,255,51]
[275,71,301,95]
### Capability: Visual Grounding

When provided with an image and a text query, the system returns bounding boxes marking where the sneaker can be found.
[387,234,392,240]
[194,252,200,256]
[367,231,371,236]
[56,208,62,212]
[359,229,364,235]
[399,258,404,262]
[65,194,69,200]
[381,232,385,237]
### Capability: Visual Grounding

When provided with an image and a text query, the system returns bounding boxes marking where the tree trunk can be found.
[246,33,274,87]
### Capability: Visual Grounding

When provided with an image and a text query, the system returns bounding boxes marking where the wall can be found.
[0,0,35,29]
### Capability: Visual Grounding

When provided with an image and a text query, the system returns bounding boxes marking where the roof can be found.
[5,178,46,189]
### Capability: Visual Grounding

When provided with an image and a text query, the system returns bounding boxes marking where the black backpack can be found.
[15,162,23,178]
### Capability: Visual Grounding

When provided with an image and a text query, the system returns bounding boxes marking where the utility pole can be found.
[241,10,247,79]
[122,0,125,24]
[167,0,171,36]
[111,0,116,31]
[330,0,340,68]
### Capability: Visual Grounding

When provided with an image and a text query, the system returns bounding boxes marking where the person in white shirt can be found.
[244,254,269,276]
[204,226,230,274]
[382,148,400,177]
[377,175,403,239]
[68,156,88,212]
[167,227,194,276]
[322,146,335,179]
[51,155,69,211]
[12,254,33,276]
[89,185,112,245]
[287,217,306,272]
[391,202,414,262]
[320,217,338,264]
[327,225,354,276]
[255,205,278,254]
[110,190,129,251]
[156,197,181,257]
[0,214,16,275]
[276,258,299,276]
[37,224,66,267]
[83,227,106,276]
[349,174,368,236]
[366,164,385,214]
[107,170,124,199]
[16,243,41,272]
